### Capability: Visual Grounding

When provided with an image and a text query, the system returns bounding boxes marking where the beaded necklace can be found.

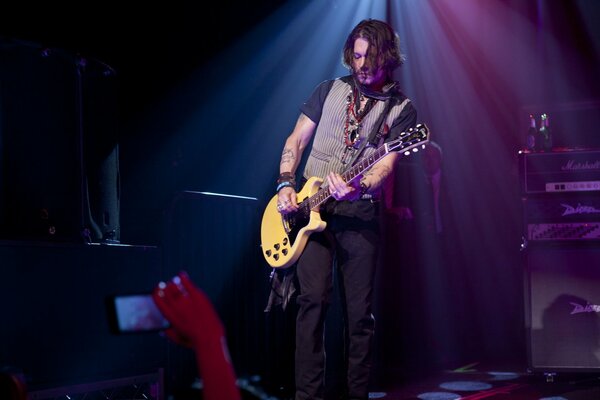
[344,88,375,147]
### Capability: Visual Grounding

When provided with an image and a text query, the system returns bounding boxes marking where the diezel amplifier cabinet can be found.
[526,246,600,372]
[520,149,600,373]
[523,195,600,241]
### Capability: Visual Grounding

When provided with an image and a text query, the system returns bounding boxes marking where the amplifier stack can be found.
[519,148,600,373]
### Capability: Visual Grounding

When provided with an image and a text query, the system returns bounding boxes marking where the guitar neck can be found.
[306,145,389,210]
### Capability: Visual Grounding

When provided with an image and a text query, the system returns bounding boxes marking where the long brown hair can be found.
[342,19,405,78]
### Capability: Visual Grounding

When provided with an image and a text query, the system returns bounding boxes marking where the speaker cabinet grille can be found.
[526,246,600,372]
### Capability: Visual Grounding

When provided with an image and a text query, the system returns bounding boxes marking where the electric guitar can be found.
[261,123,429,268]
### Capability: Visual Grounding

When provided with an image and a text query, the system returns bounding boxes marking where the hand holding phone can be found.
[152,272,224,348]
[153,272,241,400]
[107,273,240,400]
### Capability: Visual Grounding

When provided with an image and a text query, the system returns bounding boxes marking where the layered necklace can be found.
[342,86,376,164]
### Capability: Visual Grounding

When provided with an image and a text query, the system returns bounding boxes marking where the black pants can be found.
[294,213,379,400]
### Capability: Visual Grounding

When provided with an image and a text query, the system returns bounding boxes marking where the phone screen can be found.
[107,293,170,333]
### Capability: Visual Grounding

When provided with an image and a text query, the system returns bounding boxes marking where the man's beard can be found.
[351,70,396,100]
[353,69,371,83]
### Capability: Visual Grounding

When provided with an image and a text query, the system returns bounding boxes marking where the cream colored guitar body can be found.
[260,176,326,269]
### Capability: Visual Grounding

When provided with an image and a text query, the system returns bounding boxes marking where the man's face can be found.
[352,38,386,89]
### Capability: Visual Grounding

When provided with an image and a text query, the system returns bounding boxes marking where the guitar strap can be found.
[346,96,397,167]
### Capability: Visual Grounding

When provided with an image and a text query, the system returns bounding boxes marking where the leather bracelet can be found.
[277,172,296,186]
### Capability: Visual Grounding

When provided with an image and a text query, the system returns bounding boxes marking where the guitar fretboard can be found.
[306,146,389,210]
[297,124,428,214]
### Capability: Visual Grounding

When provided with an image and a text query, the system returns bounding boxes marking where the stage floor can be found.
[369,361,600,400]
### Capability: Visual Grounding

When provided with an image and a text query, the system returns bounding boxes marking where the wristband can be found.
[276,181,294,192]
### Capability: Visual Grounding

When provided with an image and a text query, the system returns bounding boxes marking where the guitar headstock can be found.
[387,123,430,155]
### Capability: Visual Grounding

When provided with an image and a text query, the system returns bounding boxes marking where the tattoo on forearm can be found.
[365,164,392,189]
[377,165,392,179]
[281,147,295,167]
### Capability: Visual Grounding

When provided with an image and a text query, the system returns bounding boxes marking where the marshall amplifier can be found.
[519,149,600,194]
